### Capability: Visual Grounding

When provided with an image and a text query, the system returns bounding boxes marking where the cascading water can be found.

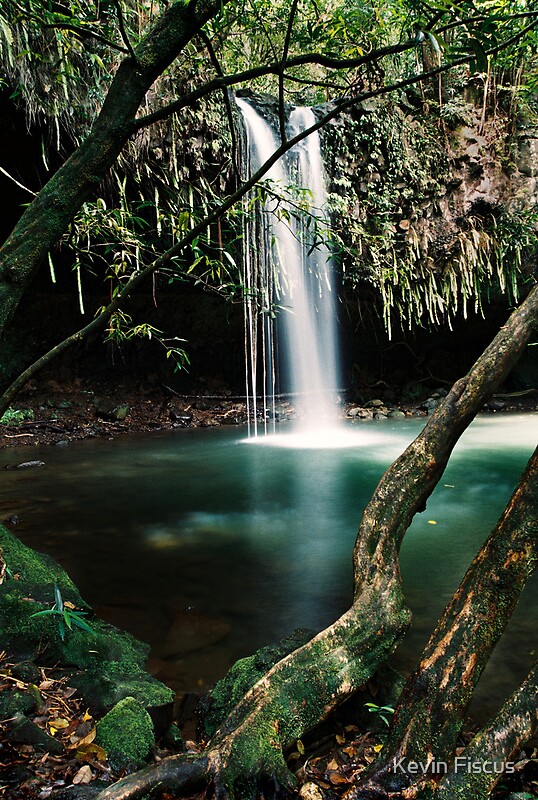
[237,97,341,437]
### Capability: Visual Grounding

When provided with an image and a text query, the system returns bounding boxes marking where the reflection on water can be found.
[0,414,536,721]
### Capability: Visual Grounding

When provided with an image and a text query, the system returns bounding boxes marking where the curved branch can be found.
[113,0,137,61]
[133,39,421,130]
[41,22,130,53]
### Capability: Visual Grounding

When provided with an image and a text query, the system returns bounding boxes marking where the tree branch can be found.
[113,0,137,61]
[198,29,240,177]
[278,0,299,144]
[133,39,421,130]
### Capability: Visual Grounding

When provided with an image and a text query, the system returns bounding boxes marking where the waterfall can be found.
[237,97,341,436]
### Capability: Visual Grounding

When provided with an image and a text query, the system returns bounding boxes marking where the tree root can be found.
[95,754,209,800]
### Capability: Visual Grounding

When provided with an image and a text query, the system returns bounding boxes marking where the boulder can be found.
[0,526,173,738]
[96,696,154,770]
[95,400,130,422]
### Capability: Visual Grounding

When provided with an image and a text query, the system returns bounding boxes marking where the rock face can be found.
[322,96,537,338]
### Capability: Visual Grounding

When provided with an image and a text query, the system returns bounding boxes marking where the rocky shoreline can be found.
[1,380,536,449]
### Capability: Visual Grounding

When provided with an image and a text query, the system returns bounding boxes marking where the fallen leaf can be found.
[48,718,70,735]
[427,520,437,525]
[82,708,92,723]
[69,727,96,749]
[328,771,349,785]
[297,739,305,755]
[373,744,384,753]
[335,734,346,745]
[72,765,93,785]
[76,742,107,762]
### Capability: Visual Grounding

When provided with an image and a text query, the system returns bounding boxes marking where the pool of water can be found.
[1,413,536,720]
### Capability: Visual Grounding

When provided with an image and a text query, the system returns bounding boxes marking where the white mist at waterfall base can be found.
[245,425,390,450]
[237,98,342,440]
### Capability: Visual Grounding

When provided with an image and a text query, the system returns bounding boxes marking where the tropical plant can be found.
[30,584,94,641]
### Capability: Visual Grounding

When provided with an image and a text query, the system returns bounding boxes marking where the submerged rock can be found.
[162,608,231,657]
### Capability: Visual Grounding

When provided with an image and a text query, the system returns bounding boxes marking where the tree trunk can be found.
[436,659,538,800]
[93,287,538,800]
[0,0,227,342]
[351,446,538,797]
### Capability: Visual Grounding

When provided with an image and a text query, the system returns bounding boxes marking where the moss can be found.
[0,526,82,597]
[199,628,314,738]
[70,668,173,717]
[0,525,173,724]
[0,688,38,720]
[96,696,155,769]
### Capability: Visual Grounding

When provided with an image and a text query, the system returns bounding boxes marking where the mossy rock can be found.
[0,689,38,720]
[69,667,173,732]
[0,526,173,731]
[198,628,314,738]
[0,526,82,597]
[96,696,155,770]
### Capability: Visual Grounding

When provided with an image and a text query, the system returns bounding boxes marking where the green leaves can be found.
[365,702,395,727]
[30,584,94,641]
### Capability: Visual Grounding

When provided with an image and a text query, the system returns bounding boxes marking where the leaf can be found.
[297,739,305,755]
[76,742,107,762]
[28,683,43,710]
[335,734,346,745]
[72,765,93,784]
[74,727,97,748]
[48,717,70,735]
[328,772,349,785]
[373,744,384,753]
[70,613,95,635]
[54,584,64,612]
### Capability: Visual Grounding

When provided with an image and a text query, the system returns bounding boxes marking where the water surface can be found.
[1,414,536,720]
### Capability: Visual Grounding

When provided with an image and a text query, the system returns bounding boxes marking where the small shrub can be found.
[0,407,35,425]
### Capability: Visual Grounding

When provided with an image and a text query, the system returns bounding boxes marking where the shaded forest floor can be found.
[1,379,537,449]
[2,651,537,800]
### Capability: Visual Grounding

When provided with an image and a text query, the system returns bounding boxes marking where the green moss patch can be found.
[0,526,173,737]
[96,696,155,769]
[198,628,314,738]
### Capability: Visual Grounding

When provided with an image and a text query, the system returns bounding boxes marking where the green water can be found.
[0,414,536,720]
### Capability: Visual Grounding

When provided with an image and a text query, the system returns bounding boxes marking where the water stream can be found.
[237,99,340,433]
[1,414,536,721]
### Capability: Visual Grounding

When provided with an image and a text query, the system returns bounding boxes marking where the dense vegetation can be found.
[0,2,537,799]
[0,0,537,400]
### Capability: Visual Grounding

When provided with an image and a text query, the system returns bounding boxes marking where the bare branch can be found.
[113,0,137,60]
[198,29,241,177]
[278,0,299,144]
